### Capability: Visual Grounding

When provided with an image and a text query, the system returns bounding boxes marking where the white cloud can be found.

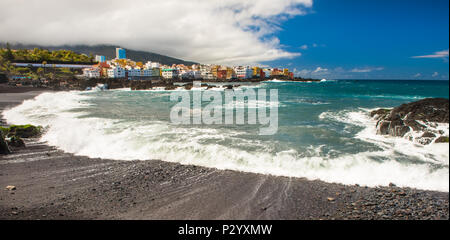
[294,69,312,76]
[295,66,387,78]
[351,67,384,73]
[299,43,324,50]
[414,73,422,78]
[432,72,439,77]
[313,67,328,73]
[0,0,313,65]
[412,49,449,59]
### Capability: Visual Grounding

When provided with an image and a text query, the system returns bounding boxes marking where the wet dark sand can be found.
[0,85,448,220]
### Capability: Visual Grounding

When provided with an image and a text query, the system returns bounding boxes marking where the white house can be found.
[82,68,101,78]
[162,69,178,79]
[180,70,200,79]
[234,66,252,79]
[200,65,214,80]
[151,62,160,68]
[107,66,126,78]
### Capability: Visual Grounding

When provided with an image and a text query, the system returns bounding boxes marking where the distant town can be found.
[80,48,295,81]
[0,45,319,90]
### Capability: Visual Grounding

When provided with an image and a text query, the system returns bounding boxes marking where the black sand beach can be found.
[0,85,448,220]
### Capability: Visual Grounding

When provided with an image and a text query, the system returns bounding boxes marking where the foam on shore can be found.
[3,91,448,192]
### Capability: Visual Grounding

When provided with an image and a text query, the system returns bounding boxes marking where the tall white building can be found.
[95,55,106,62]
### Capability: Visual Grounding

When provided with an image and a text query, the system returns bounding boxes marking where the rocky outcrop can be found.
[8,136,25,148]
[0,131,11,154]
[1,124,43,153]
[130,80,153,90]
[435,136,449,143]
[371,98,449,145]
[6,125,42,138]
[183,83,193,90]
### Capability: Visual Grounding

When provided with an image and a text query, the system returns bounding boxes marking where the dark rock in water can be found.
[7,136,25,148]
[371,98,449,145]
[225,85,233,90]
[184,83,193,90]
[370,109,391,119]
[391,98,448,122]
[435,136,449,143]
[377,121,391,135]
[417,132,438,145]
[403,119,426,131]
[130,80,152,90]
[417,137,434,145]
[0,131,11,154]
[165,84,177,90]
[421,132,436,138]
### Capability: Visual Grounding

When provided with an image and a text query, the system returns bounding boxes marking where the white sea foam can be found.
[286,98,330,105]
[223,99,282,109]
[3,91,449,192]
[262,79,288,83]
[320,109,449,166]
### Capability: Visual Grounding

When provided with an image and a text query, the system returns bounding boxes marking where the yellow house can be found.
[136,62,144,68]
[211,65,219,78]
[252,67,261,77]
[226,67,235,79]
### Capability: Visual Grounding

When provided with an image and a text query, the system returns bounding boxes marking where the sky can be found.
[0,0,448,80]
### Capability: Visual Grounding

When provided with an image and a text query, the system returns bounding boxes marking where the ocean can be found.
[3,80,449,192]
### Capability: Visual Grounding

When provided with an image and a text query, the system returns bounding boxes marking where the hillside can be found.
[1,43,198,66]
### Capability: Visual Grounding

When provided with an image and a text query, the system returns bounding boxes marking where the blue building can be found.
[95,55,106,62]
[116,48,126,59]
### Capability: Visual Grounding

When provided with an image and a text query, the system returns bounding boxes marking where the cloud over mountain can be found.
[0,0,313,65]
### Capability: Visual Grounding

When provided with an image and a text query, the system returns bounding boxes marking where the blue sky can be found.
[268,0,449,80]
[1,0,448,80]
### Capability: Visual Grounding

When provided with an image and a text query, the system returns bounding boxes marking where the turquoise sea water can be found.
[3,80,449,191]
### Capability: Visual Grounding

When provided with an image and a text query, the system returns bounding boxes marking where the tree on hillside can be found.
[3,43,14,61]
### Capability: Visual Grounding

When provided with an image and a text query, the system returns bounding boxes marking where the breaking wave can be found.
[2,91,448,192]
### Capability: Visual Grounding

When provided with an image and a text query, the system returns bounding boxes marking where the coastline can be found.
[0,86,448,220]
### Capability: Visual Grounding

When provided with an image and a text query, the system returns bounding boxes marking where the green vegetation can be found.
[0,124,40,153]
[0,124,42,138]
[0,44,94,63]
[0,43,93,82]
[2,43,198,66]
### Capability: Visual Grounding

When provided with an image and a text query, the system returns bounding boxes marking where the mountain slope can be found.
[1,43,198,66]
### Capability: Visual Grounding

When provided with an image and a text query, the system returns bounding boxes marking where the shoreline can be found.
[0,86,448,220]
